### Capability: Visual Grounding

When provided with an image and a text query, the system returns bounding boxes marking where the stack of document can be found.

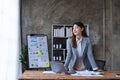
[43,71,56,74]
[71,70,103,76]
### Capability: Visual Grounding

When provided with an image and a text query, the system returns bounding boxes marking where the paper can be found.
[71,70,103,77]
[116,74,120,77]
[43,71,56,74]
[38,50,42,55]
[45,63,49,67]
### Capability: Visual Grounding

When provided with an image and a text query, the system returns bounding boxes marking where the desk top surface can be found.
[19,70,120,80]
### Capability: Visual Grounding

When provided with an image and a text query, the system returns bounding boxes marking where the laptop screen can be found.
[50,61,67,73]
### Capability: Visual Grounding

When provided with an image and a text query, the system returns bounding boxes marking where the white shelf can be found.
[51,24,72,62]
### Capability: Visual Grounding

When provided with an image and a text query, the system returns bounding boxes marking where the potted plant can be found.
[19,44,29,72]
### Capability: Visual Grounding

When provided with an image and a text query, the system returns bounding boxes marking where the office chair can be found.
[95,60,106,70]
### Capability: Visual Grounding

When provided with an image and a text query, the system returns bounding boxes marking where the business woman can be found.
[64,22,98,72]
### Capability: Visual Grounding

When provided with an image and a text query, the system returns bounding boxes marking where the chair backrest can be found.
[95,60,106,70]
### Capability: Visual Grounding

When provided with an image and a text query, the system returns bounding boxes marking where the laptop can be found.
[50,61,76,74]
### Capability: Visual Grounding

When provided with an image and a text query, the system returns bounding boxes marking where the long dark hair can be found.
[71,22,88,48]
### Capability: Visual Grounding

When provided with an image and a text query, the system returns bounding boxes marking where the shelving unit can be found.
[51,24,72,62]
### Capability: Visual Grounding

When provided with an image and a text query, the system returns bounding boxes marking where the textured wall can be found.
[111,0,120,70]
[21,0,120,70]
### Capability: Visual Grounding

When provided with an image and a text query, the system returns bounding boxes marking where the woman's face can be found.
[73,24,83,36]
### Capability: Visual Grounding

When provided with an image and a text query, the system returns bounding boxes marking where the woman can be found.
[64,22,98,72]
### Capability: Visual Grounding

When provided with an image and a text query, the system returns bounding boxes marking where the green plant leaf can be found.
[19,44,29,71]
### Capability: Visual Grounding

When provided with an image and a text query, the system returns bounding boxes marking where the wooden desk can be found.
[19,70,120,80]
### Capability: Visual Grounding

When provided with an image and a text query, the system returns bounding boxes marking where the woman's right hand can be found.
[94,69,104,72]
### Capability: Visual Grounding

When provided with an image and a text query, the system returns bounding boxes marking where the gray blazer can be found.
[64,37,97,70]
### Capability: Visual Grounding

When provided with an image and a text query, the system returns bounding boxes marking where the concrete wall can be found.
[111,0,120,70]
[21,0,120,70]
